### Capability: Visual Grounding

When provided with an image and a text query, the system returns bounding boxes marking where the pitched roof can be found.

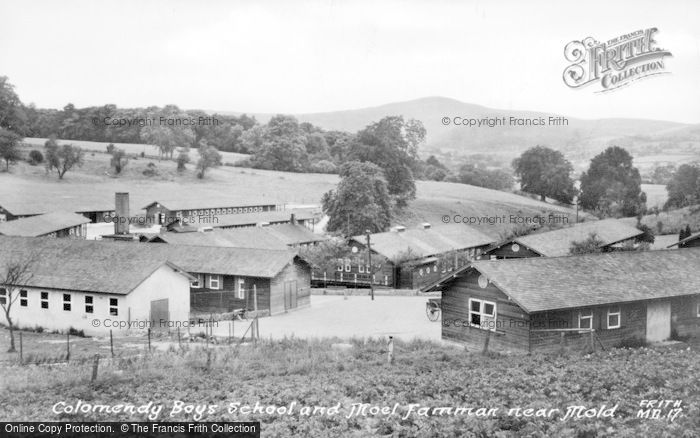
[0,212,91,237]
[0,236,301,294]
[0,200,114,217]
[142,197,280,210]
[195,208,319,228]
[512,219,643,257]
[466,249,700,312]
[667,231,700,248]
[155,244,299,278]
[145,223,325,249]
[0,236,191,295]
[351,224,495,261]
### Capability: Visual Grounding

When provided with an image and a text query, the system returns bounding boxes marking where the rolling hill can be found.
[218,96,699,161]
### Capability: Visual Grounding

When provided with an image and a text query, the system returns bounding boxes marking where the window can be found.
[696,301,700,318]
[227,208,233,214]
[419,268,423,276]
[607,307,620,329]
[216,209,222,215]
[85,296,94,314]
[20,290,27,307]
[359,264,365,273]
[433,265,437,273]
[337,258,343,272]
[209,274,221,290]
[237,279,245,300]
[0,288,6,305]
[468,298,497,331]
[191,274,203,288]
[344,259,351,272]
[109,298,118,316]
[578,309,593,329]
[41,292,48,309]
[63,293,71,311]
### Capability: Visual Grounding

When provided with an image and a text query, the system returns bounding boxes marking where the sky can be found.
[1,0,699,123]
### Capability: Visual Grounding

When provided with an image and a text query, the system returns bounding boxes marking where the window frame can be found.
[41,291,49,309]
[20,289,28,307]
[209,274,221,290]
[191,273,203,289]
[607,307,621,329]
[63,293,71,312]
[109,298,119,316]
[578,309,593,330]
[468,298,497,331]
[0,287,6,305]
[85,295,94,314]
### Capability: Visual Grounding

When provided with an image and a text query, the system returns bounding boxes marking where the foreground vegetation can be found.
[1,337,697,437]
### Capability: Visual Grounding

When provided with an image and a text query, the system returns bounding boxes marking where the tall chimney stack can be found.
[115,192,130,235]
[290,213,297,225]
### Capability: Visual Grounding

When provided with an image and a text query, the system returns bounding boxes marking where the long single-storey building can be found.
[0,236,193,335]
[0,212,90,238]
[426,248,700,353]
[143,198,282,226]
[146,223,326,249]
[148,244,312,316]
[482,219,644,259]
[313,224,495,289]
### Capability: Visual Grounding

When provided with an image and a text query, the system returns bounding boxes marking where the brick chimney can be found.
[115,192,130,235]
[290,213,297,225]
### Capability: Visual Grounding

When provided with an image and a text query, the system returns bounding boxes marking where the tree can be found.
[569,232,606,255]
[250,115,309,172]
[44,139,84,179]
[579,146,645,217]
[349,116,425,207]
[176,150,190,172]
[110,148,129,174]
[512,146,577,203]
[322,161,392,237]
[0,76,27,135]
[196,143,222,179]
[0,128,22,170]
[457,163,513,191]
[665,164,700,209]
[0,255,35,352]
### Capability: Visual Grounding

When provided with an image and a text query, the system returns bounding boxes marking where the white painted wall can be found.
[1,265,191,336]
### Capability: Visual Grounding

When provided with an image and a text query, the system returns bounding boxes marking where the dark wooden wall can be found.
[442,269,531,353]
[672,295,700,337]
[270,259,312,314]
[482,241,541,259]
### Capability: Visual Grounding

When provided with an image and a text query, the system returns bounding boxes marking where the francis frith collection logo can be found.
[563,28,672,92]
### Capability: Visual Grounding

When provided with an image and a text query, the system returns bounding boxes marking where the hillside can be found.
[218,97,699,162]
[1,143,579,238]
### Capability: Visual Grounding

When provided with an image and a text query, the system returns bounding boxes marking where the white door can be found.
[646,301,671,343]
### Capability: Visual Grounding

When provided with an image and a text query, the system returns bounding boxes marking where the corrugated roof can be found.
[0,236,190,295]
[468,249,700,312]
[0,212,90,237]
[514,219,643,257]
[352,224,495,261]
[146,224,325,249]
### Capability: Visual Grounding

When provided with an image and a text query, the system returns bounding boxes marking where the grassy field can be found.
[1,142,581,238]
[0,335,697,437]
[21,137,250,165]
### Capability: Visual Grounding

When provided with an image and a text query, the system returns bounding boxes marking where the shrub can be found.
[142,162,158,177]
[106,143,115,154]
[68,327,86,337]
[616,337,648,348]
[28,150,44,165]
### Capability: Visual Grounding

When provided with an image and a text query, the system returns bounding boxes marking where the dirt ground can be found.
[210,295,442,342]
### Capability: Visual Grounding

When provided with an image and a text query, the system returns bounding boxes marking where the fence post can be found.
[590,329,595,352]
[387,336,394,364]
[482,330,491,355]
[147,328,151,352]
[253,285,258,312]
[177,327,182,350]
[110,330,114,357]
[66,332,70,362]
[91,354,100,382]
[19,332,23,365]
[559,332,565,355]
